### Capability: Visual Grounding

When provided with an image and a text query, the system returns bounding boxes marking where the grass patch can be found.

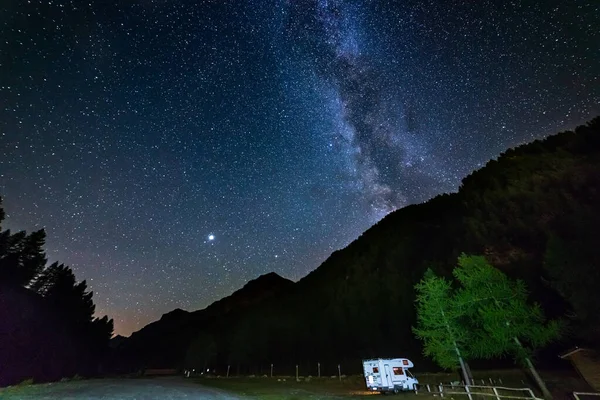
[0,378,41,397]
[415,369,530,387]
[195,376,423,399]
[60,374,85,382]
[16,378,35,386]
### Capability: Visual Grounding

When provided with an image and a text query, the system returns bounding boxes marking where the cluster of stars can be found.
[1,0,598,335]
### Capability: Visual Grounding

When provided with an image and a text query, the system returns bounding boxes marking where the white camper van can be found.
[362,358,418,394]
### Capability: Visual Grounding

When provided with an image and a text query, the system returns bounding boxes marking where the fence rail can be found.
[419,383,542,400]
[573,392,600,400]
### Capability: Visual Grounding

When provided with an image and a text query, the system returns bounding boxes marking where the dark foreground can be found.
[0,377,243,400]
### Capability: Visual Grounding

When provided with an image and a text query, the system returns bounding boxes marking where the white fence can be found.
[573,392,600,400]
[419,384,542,400]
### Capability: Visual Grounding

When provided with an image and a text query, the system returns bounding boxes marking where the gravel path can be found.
[0,377,244,399]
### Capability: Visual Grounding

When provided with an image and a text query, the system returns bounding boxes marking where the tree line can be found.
[0,199,114,386]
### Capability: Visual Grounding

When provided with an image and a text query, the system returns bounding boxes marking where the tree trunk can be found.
[441,308,471,386]
[513,337,552,399]
[524,356,552,399]
[464,360,475,386]
[457,353,471,386]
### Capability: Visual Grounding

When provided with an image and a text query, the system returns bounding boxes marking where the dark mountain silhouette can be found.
[109,334,127,349]
[118,272,294,369]
[119,117,600,376]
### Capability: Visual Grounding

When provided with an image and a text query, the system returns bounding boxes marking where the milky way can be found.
[1,0,598,335]
[281,0,418,218]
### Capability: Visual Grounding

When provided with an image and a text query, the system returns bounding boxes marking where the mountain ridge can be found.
[127,272,293,337]
[117,271,294,368]
[116,117,600,374]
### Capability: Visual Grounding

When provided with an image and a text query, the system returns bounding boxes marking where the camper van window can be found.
[373,367,379,373]
[393,367,404,375]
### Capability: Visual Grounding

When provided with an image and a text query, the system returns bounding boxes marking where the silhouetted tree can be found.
[544,234,600,348]
[40,263,95,328]
[0,196,114,384]
[0,229,47,286]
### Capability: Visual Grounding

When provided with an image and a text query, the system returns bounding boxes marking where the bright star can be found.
[208,234,215,241]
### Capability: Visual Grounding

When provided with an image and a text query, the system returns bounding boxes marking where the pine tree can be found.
[0,197,113,380]
[0,197,5,227]
[20,229,48,285]
[41,263,96,328]
[0,228,47,286]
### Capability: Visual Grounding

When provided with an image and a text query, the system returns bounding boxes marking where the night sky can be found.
[1,0,598,335]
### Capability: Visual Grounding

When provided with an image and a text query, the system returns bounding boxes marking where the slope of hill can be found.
[221,117,600,375]
[120,117,600,375]
[118,272,294,369]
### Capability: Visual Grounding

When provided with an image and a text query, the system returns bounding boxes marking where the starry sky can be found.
[1,0,598,336]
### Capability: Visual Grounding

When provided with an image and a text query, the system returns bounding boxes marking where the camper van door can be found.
[384,363,393,389]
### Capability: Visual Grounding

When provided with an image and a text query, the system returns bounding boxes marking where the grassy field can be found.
[193,368,592,400]
[193,370,535,400]
[194,375,405,399]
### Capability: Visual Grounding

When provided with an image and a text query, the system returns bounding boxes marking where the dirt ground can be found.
[0,377,242,400]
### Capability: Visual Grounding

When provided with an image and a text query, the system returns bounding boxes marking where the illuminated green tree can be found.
[453,254,561,399]
[413,269,473,384]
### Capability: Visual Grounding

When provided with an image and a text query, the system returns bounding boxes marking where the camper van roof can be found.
[363,358,413,365]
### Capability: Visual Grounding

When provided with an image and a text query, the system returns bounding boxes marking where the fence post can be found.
[465,383,472,400]
[318,362,320,378]
[427,384,431,393]
[493,387,501,400]
[525,388,536,399]
[227,365,230,378]
[296,364,299,381]
[439,384,444,398]
[338,364,341,381]
[270,364,273,378]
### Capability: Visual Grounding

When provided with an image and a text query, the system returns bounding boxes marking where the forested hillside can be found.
[116,272,293,371]
[128,117,600,377]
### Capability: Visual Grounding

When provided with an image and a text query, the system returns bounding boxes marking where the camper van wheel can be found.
[393,388,399,394]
